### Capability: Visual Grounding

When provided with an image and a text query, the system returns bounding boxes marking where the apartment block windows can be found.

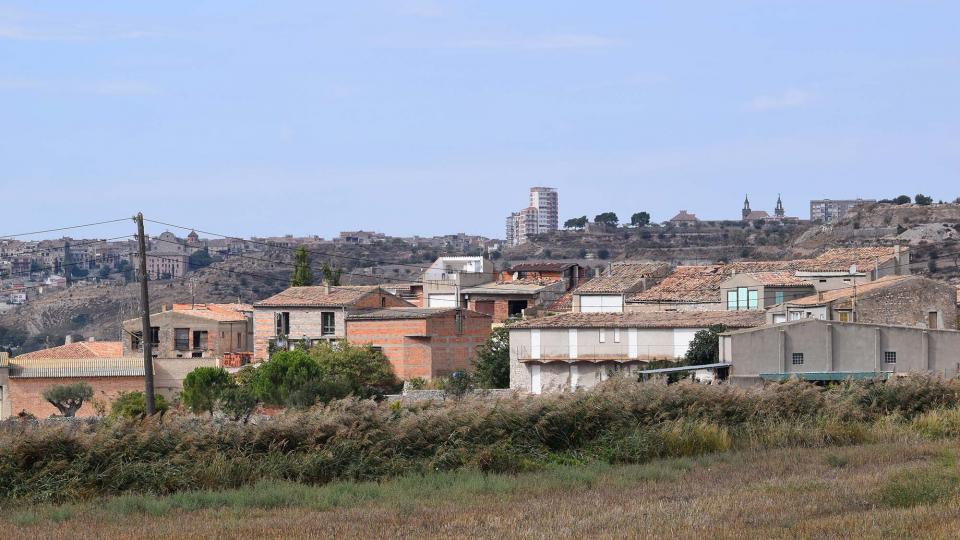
[275,312,290,336]
[613,328,621,343]
[774,291,784,305]
[321,312,336,336]
[599,329,606,343]
[884,351,897,364]
[791,352,804,365]
[729,288,759,310]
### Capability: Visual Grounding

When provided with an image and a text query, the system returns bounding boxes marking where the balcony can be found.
[513,345,686,363]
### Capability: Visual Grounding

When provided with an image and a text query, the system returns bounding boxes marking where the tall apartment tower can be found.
[505,187,559,246]
[529,186,559,233]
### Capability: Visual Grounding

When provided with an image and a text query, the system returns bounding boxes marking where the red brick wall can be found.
[9,376,144,418]
[345,310,492,380]
[467,297,529,323]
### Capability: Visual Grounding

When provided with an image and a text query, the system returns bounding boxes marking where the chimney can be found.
[87,337,96,342]
[64,335,73,345]
[323,281,331,294]
[818,291,824,302]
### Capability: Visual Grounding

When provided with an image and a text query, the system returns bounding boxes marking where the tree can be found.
[290,247,314,287]
[594,212,619,226]
[631,212,651,227]
[321,263,342,286]
[219,385,258,423]
[564,216,588,229]
[915,193,933,206]
[473,326,509,388]
[42,382,93,417]
[310,341,397,397]
[251,349,329,407]
[685,324,728,366]
[181,366,232,415]
[110,391,169,419]
[597,249,610,260]
[893,195,911,205]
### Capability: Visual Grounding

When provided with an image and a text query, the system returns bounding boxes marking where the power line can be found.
[0,218,130,240]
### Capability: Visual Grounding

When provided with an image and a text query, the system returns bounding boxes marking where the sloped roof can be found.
[738,272,813,287]
[744,210,771,220]
[629,265,728,303]
[510,310,765,330]
[254,285,382,307]
[9,358,144,378]
[670,210,699,222]
[801,247,901,272]
[347,307,490,320]
[170,303,252,321]
[574,262,671,294]
[461,280,557,296]
[787,275,913,306]
[16,341,124,360]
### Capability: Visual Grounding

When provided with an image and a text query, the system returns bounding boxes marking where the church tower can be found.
[742,195,751,220]
[775,194,785,218]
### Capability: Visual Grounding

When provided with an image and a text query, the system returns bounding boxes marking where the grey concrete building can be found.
[508,310,765,394]
[720,318,960,384]
[765,275,957,329]
[810,199,875,223]
[421,256,495,308]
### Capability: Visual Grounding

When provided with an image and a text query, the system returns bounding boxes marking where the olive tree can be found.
[42,382,94,417]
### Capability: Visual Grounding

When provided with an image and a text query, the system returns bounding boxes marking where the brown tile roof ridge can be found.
[510,310,765,329]
[628,265,727,303]
[170,303,253,321]
[787,275,912,306]
[506,262,578,272]
[740,271,813,287]
[254,285,382,307]
[16,341,124,360]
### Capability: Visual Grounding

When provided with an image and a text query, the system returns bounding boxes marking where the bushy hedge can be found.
[1,376,959,502]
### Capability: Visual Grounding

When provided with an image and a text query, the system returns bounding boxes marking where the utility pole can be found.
[134,213,155,415]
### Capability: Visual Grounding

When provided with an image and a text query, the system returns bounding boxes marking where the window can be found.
[599,329,606,343]
[747,290,759,309]
[150,326,160,347]
[730,288,758,310]
[928,312,939,330]
[131,331,142,351]
[836,311,850,322]
[193,330,208,351]
[791,352,804,365]
[174,328,190,351]
[613,328,621,343]
[789,311,802,321]
[237,332,242,348]
[884,351,897,364]
[321,312,336,336]
[737,287,748,310]
[508,300,528,317]
[275,312,290,336]
[726,290,737,310]
[774,291,784,305]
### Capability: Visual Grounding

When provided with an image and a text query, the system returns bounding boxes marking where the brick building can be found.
[122,303,253,360]
[252,285,413,361]
[0,341,143,418]
[346,307,492,379]
[462,280,567,322]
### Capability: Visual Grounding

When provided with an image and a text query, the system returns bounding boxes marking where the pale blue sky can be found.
[2,1,958,239]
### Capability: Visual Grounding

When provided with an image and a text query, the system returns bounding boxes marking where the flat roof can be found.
[637,362,730,375]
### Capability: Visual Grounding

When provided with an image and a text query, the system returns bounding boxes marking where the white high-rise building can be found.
[505,187,559,246]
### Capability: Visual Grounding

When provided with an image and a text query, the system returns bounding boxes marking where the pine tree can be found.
[290,247,314,287]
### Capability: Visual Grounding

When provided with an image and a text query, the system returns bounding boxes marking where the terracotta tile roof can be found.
[744,210,771,220]
[787,275,912,306]
[574,262,671,294]
[629,265,728,303]
[547,292,573,312]
[254,285,383,307]
[725,260,802,273]
[16,341,124,360]
[348,307,490,320]
[800,247,901,272]
[510,310,765,329]
[170,303,252,321]
[670,210,699,222]
[739,272,813,287]
[506,262,578,273]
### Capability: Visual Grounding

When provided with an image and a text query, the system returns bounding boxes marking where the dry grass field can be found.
[5,440,960,539]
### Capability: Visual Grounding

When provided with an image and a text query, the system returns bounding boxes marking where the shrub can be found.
[251,350,328,408]
[42,382,94,417]
[474,327,509,389]
[110,391,169,419]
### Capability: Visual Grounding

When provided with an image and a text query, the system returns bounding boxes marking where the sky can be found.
[1,1,959,241]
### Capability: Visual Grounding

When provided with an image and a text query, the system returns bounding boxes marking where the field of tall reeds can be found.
[2,376,960,504]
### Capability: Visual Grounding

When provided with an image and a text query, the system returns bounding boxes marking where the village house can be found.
[462,280,567,322]
[508,310,765,394]
[765,275,957,329]
[627,265,729,312]
[420,256,495,308]
[252,285,413,361]
[572,262,671,313]
[500,262,586,291]
[345,307,492,379]
[131,231,197,280]
[720,318,960,385]
[719,272,816,311]
[0,339,142,418]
